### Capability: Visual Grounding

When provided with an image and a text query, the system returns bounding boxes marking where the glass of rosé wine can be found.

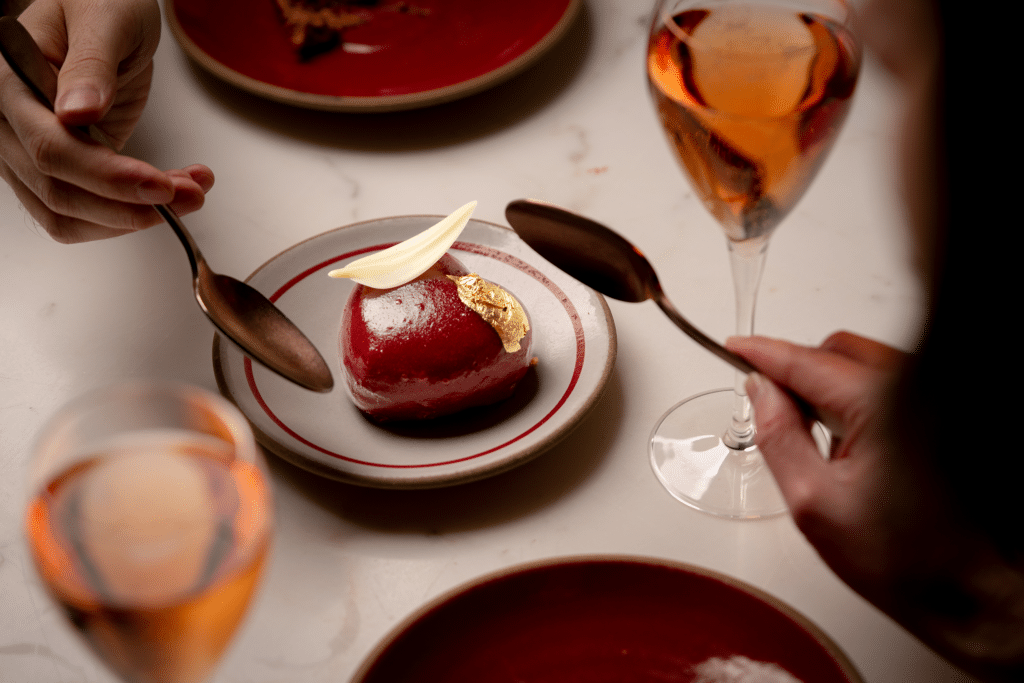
[646,0,861,518]
[24,382,273,683]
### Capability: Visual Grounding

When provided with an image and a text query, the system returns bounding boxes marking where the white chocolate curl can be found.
[328,201,477,289]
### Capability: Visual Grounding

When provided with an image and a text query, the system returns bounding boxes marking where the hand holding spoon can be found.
[505,199,754,374]
[0,17,333,392]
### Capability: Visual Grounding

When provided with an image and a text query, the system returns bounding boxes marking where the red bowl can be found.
[166,0,581,111]
[352,556,863,683]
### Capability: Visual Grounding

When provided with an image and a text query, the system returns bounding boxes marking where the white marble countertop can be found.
[1,1,971,681]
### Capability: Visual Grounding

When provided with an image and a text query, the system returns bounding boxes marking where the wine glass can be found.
[24,382,273,683]
[645,0,861,518]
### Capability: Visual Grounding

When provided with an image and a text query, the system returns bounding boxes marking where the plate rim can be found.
[165,0,583,112]
[349,554,865,683]
[213,216,617,489]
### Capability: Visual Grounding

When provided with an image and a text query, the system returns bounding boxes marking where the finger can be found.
[1,114,167,236]
[820,330,905,371]
[164,170,209,217]
[1,160,143,243]
[12,167,211,243]
[0,96,174,205]
[726,335,880,436]
[53,3,151,127]
[745,372,829,513]
[180,164,215,194]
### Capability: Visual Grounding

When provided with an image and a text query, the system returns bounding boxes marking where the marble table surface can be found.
[1,1,972,681]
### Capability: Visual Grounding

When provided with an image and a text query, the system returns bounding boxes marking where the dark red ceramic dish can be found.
[166,0,580,111]
[351,557,863,683]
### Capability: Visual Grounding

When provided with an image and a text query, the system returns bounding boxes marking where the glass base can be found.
[649,388,829,520]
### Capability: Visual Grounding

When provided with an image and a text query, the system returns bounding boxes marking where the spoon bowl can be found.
[0,17,333,392]
[505,199,754,374]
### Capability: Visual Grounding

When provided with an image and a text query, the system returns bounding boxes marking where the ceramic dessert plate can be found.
[166,0,581,112]
[351,556,864,683]
[213,216,616,488]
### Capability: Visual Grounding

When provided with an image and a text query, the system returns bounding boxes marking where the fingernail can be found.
[745,372,767,402]
[745,372,780,421]
[56,86,102,114]
[725,336,756,356]
[136,180,173,204]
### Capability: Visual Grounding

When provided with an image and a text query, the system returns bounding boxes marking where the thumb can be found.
[53,20,129,126]
[746,372,828,512]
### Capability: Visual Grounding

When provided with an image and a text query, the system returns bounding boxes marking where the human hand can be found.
[726,332,1024,681]
[725,333,909,588]
[0,0,213,243]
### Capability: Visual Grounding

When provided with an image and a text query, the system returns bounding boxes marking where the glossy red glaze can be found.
[170,0,573,98]
[340,254,534,422]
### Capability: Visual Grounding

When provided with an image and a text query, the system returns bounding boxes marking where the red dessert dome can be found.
[340,253,535,422]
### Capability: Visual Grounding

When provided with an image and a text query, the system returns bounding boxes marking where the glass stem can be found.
[723,237,769,450]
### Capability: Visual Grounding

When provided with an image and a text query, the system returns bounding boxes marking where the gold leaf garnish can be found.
[448,274,529,353]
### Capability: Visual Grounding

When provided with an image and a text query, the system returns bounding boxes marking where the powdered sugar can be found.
[692,655,803,683]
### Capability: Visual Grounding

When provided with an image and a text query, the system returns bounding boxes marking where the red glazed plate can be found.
[213,217,616,488]
[352,556,864,683]
[166,0,581,112]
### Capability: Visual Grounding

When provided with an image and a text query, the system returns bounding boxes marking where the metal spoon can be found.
[505,198,755,374]
[0,17,333,392]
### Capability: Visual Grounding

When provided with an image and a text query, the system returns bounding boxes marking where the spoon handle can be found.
[656,290,822,422]
[652,292,756,374]
[153,204,201,278]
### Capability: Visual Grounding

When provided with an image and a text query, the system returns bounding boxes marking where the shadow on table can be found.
[184,4,594,152]
[267,366,624,534]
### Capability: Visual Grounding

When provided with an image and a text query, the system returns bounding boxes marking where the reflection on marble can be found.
[651,433,731,501]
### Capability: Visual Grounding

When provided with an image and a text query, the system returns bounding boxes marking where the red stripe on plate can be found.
[245,241,585,468]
